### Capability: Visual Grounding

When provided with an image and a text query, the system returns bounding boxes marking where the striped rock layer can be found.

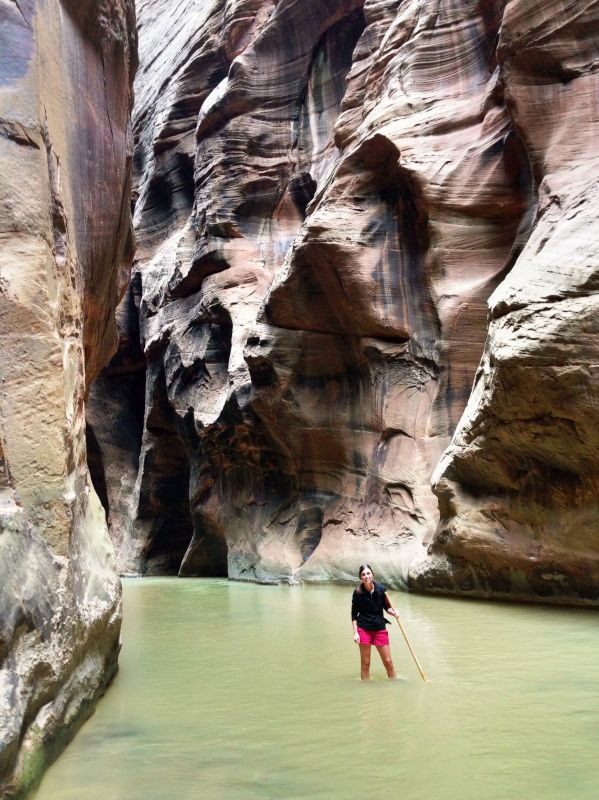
[91,0,599,605]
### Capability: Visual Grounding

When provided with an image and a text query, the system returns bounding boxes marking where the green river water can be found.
[36,578,599,800]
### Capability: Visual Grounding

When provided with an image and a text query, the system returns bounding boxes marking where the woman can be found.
[351,564,400,680]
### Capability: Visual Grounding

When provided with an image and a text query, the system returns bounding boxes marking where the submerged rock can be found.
[0,0,136,795]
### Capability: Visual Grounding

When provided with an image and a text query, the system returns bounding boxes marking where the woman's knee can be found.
[378,649,393,668]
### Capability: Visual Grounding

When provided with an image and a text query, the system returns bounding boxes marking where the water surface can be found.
[37,579,599,800]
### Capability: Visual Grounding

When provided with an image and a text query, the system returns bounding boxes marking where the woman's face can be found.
[360,566,374,585]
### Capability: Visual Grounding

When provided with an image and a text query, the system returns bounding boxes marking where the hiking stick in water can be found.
[386,593,428,682]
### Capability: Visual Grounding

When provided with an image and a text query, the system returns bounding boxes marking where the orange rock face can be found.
[0,0,136,794]
[94,0,599,604]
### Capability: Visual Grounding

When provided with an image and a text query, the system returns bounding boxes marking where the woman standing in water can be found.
[351,564,400,680]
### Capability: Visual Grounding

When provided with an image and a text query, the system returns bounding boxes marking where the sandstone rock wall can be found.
[410,0,599,604]
[0,1,136,795]
[94,0,599,605]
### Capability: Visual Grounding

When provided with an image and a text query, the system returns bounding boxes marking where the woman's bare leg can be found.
[359,644,371,680]
[375,644,397,679]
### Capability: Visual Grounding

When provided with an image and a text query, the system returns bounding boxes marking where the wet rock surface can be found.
[0,0,136,795]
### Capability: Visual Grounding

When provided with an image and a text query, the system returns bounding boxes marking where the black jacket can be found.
[351,581,390,631]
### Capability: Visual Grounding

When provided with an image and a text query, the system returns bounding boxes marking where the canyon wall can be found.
[91,0,599,605]
[410,0,599,604]
[4,0,597,792]
[0,1,136,796]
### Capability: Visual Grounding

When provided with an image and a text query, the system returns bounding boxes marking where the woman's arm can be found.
[384,591,401,618]
[351,591,360,642]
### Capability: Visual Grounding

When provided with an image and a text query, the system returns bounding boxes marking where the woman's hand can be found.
[390,608,400,618]
[353,631,360,644]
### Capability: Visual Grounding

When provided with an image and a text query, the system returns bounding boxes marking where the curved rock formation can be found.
[93,0,599,606]
[93,0,527,587]
[410,0,599,604]
[0,1,136,795]
[7,0,599,791]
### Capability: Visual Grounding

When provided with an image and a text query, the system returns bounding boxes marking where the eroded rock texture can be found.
[97,0,599,605]
[0,0,136,795]
[92,0,514,585]
[410,0,599,605]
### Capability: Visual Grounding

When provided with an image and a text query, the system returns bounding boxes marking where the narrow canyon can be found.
[2,0,599,794]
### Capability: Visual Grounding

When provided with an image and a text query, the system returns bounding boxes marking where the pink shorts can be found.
[357,626,389,646]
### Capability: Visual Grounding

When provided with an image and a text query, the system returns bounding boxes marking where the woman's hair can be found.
[356,563,373,593]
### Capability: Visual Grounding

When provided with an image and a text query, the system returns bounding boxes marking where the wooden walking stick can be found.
[386,593,428,682]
